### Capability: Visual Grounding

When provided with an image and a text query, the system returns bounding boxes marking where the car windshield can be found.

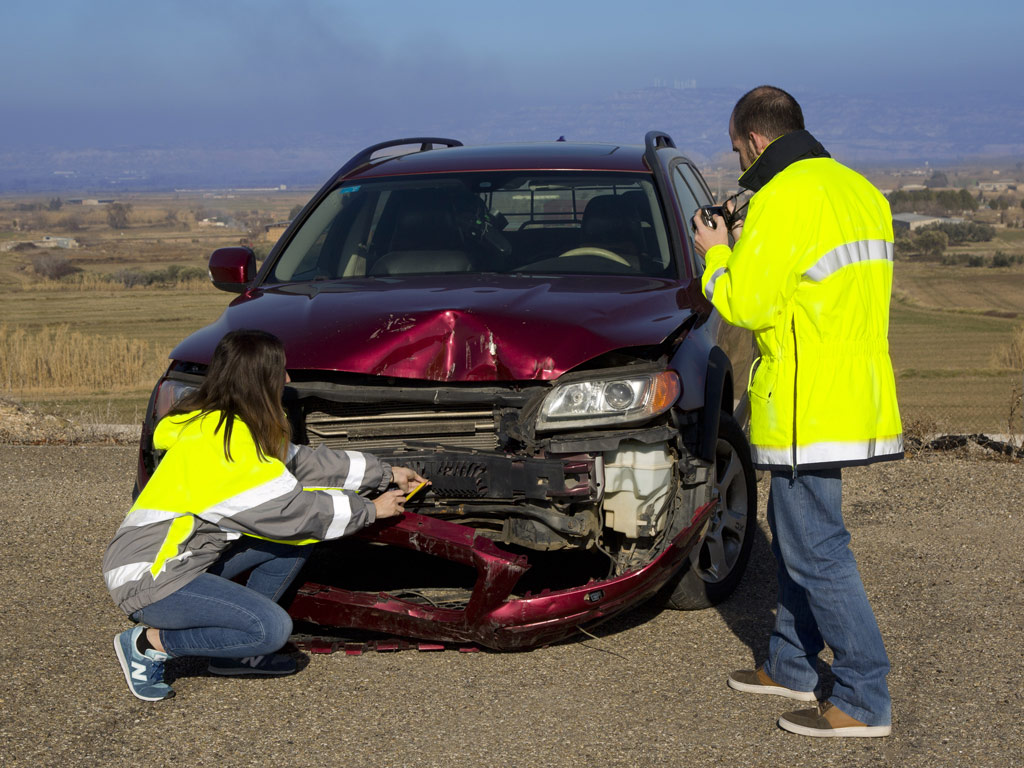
[267,172,674,282]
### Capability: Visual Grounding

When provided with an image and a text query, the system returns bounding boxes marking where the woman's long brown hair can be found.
[170,329,290,462]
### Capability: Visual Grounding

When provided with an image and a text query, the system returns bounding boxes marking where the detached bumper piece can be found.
[288,502,715,651]
[386,450,597,501]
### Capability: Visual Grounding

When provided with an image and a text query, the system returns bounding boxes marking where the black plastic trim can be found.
[698,346,733,462]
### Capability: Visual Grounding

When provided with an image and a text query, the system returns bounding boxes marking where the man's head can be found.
[729,86,804,171]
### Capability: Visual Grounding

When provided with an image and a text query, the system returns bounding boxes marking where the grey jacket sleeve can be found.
[195,470,378,543]
[285,444,393,493]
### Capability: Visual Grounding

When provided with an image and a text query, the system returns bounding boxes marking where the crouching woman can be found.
[103,329,426,701]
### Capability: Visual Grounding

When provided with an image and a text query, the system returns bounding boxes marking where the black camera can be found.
[695,205,727,231]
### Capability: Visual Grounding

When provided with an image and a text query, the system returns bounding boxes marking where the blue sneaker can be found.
[113,626,174,701]
[208,653,298,676]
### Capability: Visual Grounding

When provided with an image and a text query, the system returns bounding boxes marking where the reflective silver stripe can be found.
[753,434,904,467]
[286,443,301,462]
[199,471,299,525]
[155,550,194,577]
[322,490,354,538]
[751,445,794,467]
[342,451,367,490]
[104,561,152,591]
[121,508,181,528]
[704,267,726,301]
[804,239,893,282]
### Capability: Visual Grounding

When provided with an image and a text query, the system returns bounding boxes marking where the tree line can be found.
[887,188,978,215]
[895,221,996,261]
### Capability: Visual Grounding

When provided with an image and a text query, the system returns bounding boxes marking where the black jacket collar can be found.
[738,130,831,193]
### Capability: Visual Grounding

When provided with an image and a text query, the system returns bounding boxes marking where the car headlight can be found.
[152,378,199,421]
[536,371,680,431]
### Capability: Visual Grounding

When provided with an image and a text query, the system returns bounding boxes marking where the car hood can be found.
[172,274,697,382]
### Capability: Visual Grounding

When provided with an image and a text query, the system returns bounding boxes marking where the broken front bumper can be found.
[288,499,715,651]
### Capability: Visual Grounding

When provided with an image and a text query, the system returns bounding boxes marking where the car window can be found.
[671,165,704,274]
[266,172,675,282]
[677,163,713,207]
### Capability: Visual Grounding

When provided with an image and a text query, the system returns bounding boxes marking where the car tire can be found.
[661,412,756,610]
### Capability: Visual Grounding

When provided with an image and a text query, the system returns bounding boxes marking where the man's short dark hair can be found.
[731,86,804,141]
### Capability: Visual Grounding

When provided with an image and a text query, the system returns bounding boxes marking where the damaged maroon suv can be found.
[138,133,757,650]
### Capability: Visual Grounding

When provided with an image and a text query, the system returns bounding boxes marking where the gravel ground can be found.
[0,443,1020,768]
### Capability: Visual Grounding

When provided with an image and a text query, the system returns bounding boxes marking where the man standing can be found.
[692,85,902,737]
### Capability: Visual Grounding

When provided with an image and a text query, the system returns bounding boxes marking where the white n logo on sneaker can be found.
[239,656,264,667]
[131,661,149,682]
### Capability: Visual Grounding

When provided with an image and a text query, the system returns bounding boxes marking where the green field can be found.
[2,192,1023,434]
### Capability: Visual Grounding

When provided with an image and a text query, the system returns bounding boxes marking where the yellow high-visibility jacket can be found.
[103,410,392,615]
[701,130,903,470]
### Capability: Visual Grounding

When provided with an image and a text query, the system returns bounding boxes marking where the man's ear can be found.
[749,132,772,156]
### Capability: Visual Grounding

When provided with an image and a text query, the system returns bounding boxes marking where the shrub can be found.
[107,265,207,288]
[59,214,84,232]
[108,269,153,288]
[106,202,133,229]
[31,253,80,280]
[967,255,986,267]
[992,251,1012,268]
[914,229,948,259]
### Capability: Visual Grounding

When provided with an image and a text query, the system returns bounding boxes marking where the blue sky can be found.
[3,0,1022,150]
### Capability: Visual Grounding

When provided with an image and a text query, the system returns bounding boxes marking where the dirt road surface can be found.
[1,445,1020,768]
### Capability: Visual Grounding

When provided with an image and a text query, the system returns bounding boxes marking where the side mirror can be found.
[209,247,257,293]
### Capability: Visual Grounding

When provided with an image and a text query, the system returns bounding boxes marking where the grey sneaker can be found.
[208,653,297,676]
[114,626,174,701]
[727,667,817,702]
[779,701,891,738]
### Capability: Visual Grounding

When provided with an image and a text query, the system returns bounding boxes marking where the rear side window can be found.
[267,172,676,281]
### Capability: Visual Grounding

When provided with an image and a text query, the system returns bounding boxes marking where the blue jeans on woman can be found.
[130,538,311,659]
[762,469,891,727]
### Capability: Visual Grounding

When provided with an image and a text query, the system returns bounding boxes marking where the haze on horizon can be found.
[4,0,1022,153]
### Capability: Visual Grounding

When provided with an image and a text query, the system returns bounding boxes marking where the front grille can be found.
[301,398,499,452]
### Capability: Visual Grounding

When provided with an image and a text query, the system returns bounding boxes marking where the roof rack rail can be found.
[644,131,676,152]
[334,137,463,179]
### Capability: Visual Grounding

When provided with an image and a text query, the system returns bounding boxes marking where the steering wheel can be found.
[556,247,631,266]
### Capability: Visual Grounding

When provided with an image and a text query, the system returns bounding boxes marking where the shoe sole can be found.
[113,635,173,702]
[207,665,296,677]
[778,717,891,738]
[728,676,817,702]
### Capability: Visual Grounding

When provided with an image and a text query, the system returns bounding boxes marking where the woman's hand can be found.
[390,466,429,493]
[373,489,407,519]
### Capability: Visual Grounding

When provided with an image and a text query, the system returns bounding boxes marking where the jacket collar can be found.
[738,129,831,193]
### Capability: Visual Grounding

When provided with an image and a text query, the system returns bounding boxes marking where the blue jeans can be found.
[762,469,891,726]
[131,538,311,659]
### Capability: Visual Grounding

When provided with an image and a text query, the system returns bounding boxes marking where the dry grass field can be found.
[891,259,1024,434]
[1,189,1023,435]
[0,192,305,422]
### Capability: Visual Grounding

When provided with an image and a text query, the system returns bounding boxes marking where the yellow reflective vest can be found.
[103,410,391,615]
[701,131,903,470]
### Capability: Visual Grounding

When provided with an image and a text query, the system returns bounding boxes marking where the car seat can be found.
[370,193,474,275]
[577,195,646,269]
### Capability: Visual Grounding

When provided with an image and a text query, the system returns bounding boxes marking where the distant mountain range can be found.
[3,88,1021,194]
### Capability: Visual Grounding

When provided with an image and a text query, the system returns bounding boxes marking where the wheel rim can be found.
[689,434,750,584]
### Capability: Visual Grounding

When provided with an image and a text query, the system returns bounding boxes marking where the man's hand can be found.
[692,210,729,256]
[724,198,744,240]
[390,466,429,493]
[373,489,407,519]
